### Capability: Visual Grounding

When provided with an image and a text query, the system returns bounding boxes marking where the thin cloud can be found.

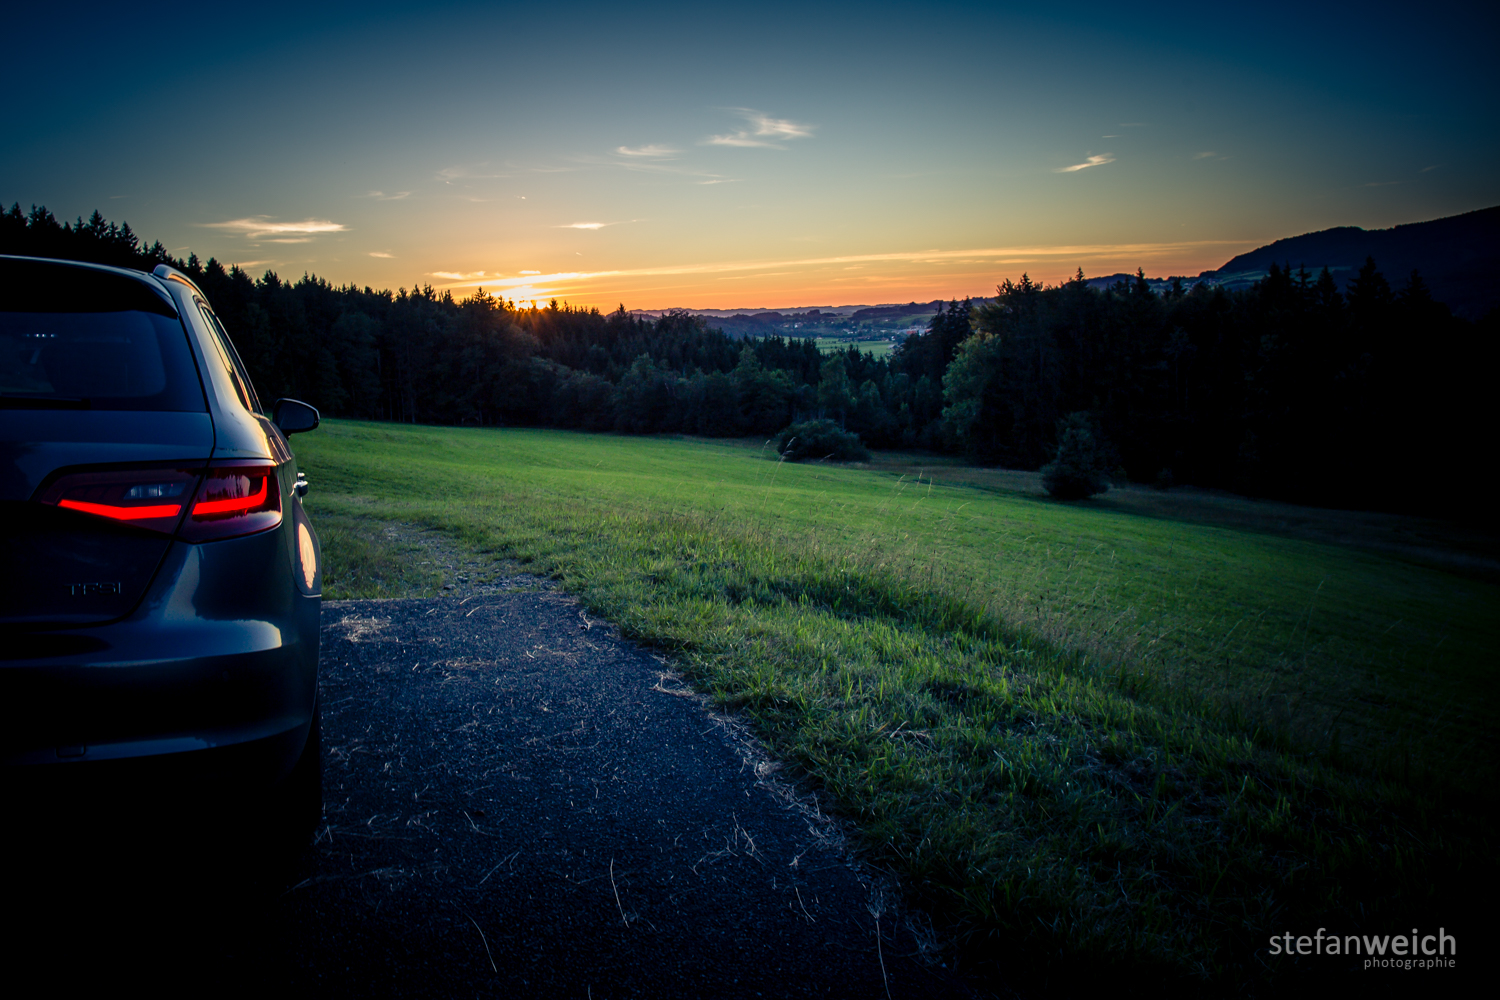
[204,217,348,239]
[705,109,815,149]
[1055,154,1115,173]
[1420,165,1441,173]
[430,270,491,280]
[558,220,641,230]
[584,150,726,182]
[369,251,395,258]
[1193,151,1216,159]
[615,144,680,158]
[520,270,541,275]
[697,178,739,185]
[436,165,508,183]
[362,190,412,200]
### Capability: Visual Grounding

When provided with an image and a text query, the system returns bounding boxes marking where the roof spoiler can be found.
[152,263,206,299]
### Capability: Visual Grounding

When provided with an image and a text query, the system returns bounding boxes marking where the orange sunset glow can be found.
[438,240,1258,308]
[6,2,1490,311]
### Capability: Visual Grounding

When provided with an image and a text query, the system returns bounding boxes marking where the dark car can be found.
[1,255,322,846]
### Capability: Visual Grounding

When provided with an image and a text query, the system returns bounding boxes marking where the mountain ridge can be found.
[647,206,1500,324]
[1200,204,1499,317]
[1087,205,1499,318]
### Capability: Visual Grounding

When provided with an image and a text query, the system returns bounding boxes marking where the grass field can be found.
[296,421,1495,990]
[814,334,898,359]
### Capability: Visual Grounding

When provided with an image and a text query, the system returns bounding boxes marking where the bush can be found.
[1041,412,1110,499]
[775,419,871,462]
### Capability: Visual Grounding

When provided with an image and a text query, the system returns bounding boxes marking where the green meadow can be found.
[296,420,1495,988]
[814,334,898,359]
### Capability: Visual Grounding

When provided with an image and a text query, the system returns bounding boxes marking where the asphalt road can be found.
[8,586,973,998]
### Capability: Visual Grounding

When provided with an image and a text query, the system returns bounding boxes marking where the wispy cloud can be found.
[1193,151,1217,159]
[1420,164,1441,173]
[369,251,394,258]
[361,190,412,200]
[430,270,491,280]
[203,217,348,239]
[585,144,730,182]
[705,109,815,149]
[1364,180,1400,187]
[558,220,641,230]
[615,144,680,158]
[1055,154,1115,173]
[520,270,541,275]
[697,178,739,185]
[436,164,509,183]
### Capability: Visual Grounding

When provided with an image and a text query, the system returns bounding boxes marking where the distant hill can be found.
[659,206,1500,327]
[1086,206,1500,318]
[1203,206,1499,318]
[634,300,957,340]
[848,301,945,321]
[1082,273,1188,296]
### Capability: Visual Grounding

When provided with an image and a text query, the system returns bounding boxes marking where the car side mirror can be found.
[272,398,320,435]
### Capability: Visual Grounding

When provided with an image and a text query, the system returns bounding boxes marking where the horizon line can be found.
[424,240,1254,311]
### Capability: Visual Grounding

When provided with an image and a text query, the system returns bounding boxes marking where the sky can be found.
[3,1,1496,310]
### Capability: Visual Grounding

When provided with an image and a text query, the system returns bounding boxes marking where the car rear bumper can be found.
[1,714,312,806]
[0,531,319,790]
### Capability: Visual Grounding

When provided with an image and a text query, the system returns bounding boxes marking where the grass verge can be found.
[298,421,1495,991]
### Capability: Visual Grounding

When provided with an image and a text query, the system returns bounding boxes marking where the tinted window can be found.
[198,304,261,414]
[0,258,205,412]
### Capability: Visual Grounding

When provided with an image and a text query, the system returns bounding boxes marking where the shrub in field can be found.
[1042,411,1111,499]
[775,419,871,462]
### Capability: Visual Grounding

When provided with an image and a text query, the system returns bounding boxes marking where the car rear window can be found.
[0,259,206,412]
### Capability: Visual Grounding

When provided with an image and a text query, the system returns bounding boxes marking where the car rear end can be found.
[0,257,321,840]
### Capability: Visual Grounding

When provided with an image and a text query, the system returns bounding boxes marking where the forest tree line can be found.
[4,202,1490,514]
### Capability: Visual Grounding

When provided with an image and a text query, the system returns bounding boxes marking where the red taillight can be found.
[180,465,282,540]
[39,463,283,541]
[58,499,183,520]
[40,468,200,535]
[192,474,268,515]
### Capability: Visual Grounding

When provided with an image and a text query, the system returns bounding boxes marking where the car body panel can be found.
[1,411,216,625]
[1,521,319,776]
[0,410,216,501]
